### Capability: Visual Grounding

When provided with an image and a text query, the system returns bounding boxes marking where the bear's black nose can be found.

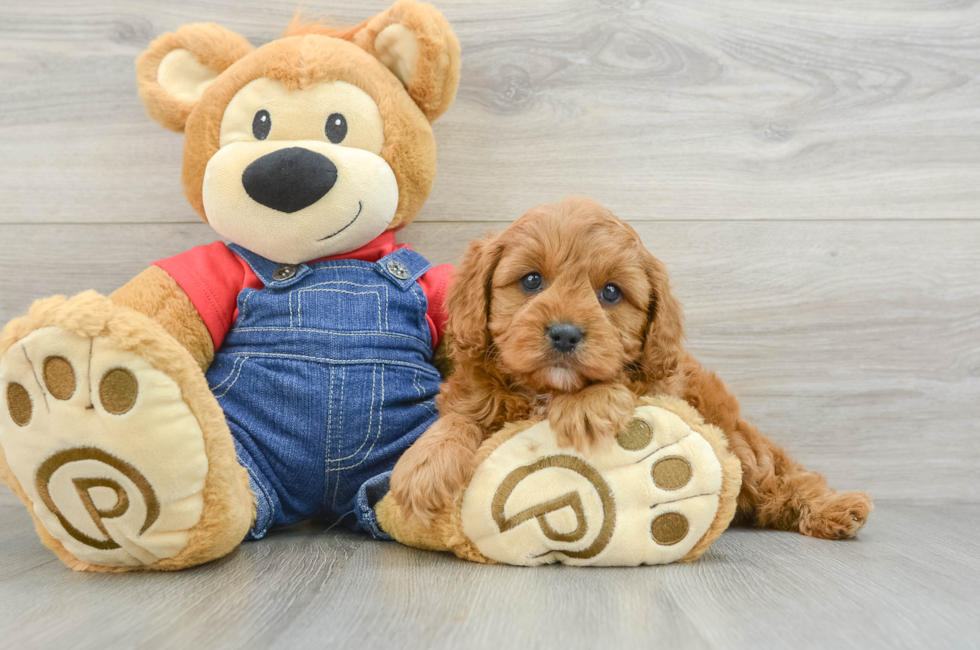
[547,323,584,353]
[242,147,337,213]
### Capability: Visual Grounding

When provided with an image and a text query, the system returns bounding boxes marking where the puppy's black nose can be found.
[242,147,338,213]
[548,323,583,353]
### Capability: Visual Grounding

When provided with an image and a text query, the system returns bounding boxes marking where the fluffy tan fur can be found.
[109,266,214,371]
[1,1,460,572]
[136,23,255,133]
[286,1,460,122]
[136,1,457,230]
[0,292,254,572]
[392,197,873,540]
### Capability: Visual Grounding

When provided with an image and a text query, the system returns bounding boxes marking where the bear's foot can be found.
[0,293,253,571]
[457,397,742,566]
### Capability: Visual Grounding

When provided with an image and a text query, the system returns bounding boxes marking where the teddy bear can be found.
[0,1,741,572]
[0,0,461,572]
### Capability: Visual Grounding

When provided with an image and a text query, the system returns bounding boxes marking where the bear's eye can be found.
[325,113,348,144]
[520,272,544,293]
[599,283,622,305]
[252,110,271,140]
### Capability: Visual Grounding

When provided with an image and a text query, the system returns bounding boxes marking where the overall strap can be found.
[374,247,432,291]
[227,243,314,289]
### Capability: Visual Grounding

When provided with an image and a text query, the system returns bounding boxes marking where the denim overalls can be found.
[204,244,442,539]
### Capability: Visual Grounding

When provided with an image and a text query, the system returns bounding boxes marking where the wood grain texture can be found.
[0,500,977,649]
[0,0,979,223]
[1,220,977,502]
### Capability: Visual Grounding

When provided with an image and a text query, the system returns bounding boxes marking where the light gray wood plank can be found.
[1,0,979,223]
[0,495,60,581]
[0,220,977,502]
[0,501,977,649]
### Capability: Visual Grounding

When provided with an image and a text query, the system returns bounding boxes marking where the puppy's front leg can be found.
[684,365,873,539]
[548,383,636,451]
[390,414,484,523]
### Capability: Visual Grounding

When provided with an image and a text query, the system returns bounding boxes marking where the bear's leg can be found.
[0,292,254,571]
[382,396,743,566]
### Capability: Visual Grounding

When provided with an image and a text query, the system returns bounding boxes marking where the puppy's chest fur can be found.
[529,393,551,418]
[490,389,550,432]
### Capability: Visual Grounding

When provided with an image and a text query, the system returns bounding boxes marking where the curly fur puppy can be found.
[391,196,873,539]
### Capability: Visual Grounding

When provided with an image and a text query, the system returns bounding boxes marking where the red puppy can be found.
[392,196,872,538]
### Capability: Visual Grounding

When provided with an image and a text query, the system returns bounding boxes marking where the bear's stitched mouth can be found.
[318,201,363,241]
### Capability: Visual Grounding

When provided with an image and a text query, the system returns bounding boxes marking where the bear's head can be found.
[136,0,459,264]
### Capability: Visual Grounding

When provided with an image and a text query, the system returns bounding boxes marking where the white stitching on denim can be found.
[297,279,390,329]
[222,352,440,376]
[328,366,380,507]
[239,289,256,323]
[305,263,373,272]
[334,366,347,499]
[327,365,347,503]
[323,365,335,506]
[302,280,387,290]
[328,364,384,474]
[410,284,432,346]
[242,462,275,529]
[208,355,243,392]
[338,365,346,450]
[212,356,249,399]
[245,461,276,530]
[413,370,437,416]
[297,288,383,331]
[229,327,429,346]
[410,368,421,400]
[327,364,377,465]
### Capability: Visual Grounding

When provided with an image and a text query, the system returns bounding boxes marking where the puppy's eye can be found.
[599,283,622,305]
[520,272,544,293]
[325,113,347,144]
[252,110,271,140]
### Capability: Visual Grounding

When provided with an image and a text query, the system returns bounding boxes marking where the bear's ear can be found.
[353,0,461,122]
[136,23,254,132]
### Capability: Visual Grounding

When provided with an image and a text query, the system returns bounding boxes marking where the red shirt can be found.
[154,232,452,351]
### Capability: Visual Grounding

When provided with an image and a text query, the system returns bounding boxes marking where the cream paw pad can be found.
[0,326,210,567]
[0,292,254,572]
[377,395,742,566]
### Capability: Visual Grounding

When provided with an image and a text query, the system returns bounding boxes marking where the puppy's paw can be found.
[548,384,635,452]
[799,491,874,539]
[391,439,476,525]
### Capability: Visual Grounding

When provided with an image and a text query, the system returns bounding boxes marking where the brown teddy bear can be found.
[0,0,460,572]
[0,1,742,572]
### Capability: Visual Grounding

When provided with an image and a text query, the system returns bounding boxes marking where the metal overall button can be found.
[386,259,410,280]
[273,264,298,281]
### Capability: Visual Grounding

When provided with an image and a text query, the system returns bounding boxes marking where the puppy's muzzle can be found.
[242,147,338,213]
[547,323,584,353]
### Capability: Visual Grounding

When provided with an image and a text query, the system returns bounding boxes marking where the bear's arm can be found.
[109,266,214,371]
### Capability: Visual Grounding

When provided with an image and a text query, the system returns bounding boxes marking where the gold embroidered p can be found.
[490,455,616,560]
[35,446,160,550]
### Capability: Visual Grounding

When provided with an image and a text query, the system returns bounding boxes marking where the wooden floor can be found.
[1,491,978,650]
[1,0,979,648]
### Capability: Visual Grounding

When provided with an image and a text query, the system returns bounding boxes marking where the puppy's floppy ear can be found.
[446,234,504,366]
[353,0,461,122]
[136,24,254,132]
[640,252,686,382]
